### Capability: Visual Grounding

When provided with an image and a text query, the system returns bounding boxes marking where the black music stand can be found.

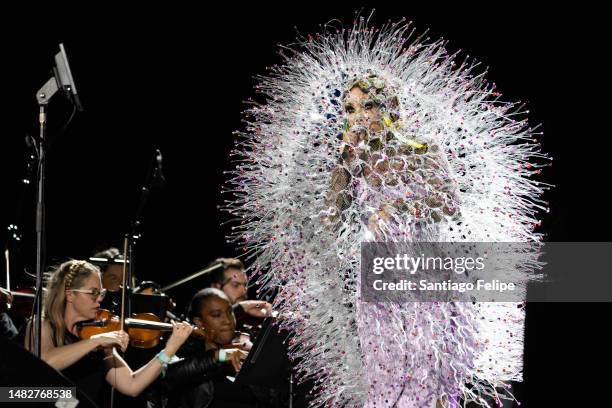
[234,317,305,408]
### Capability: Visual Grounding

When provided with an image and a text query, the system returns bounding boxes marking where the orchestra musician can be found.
[0,287,18,340]
[92,247,126,315]
[204,258,272,321]
[24,259,192,404]
[163,287,258,408]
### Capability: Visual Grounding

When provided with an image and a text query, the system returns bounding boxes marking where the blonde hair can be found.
[28,260,100,348]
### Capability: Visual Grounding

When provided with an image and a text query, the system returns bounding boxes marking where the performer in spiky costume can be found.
[224,14,549,408]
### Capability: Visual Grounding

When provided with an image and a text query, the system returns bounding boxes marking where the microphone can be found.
[54,44,83,112]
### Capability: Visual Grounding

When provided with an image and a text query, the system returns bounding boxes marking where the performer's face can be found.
[194,296,236,345]
[102,265,123,292]
[214,267,248,304]
[343,86,383,145]
[66,273,103,320]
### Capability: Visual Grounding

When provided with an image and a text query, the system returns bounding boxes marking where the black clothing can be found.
[0,312,18,340]
[164,337,257,408]
[232,303,246,320]
[61,331,112,404]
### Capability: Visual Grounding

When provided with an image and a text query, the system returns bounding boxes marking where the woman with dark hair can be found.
[163,287,258,408]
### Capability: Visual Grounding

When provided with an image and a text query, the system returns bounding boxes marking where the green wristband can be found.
[218,348,227,363]
[156,350,171,377]
[156,350,171,364]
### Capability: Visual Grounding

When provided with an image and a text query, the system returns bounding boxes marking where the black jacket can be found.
[163,338,222,408]
[163,336,289,408]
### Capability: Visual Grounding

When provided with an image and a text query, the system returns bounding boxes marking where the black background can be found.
[0,3,609,406]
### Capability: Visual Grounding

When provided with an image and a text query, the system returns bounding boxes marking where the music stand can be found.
[235,317,291,389]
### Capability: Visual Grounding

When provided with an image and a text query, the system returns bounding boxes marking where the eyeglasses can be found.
[69,288,107,300]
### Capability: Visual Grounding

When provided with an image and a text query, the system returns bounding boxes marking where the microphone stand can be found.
[108,150,165,408]
[30,42,82,358]
[124,149,166,316]
[31,75,60,358]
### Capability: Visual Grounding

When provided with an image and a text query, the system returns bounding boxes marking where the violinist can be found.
[163,288,257,408]
[205,258,272,321]
[24,259,192,403]
[93,247,176,319]
[0,287,18,340]
[92,247,127,315]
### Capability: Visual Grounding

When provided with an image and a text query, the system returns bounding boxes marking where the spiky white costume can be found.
[225,16,549,408]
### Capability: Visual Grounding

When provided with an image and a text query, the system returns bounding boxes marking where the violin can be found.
[3,243,37,322]
[76,308,205,348]
[122,317,250,352]
[76,309,121,340]
[80,238,192,348]
[1,286,36,317]
[0,288,9,314]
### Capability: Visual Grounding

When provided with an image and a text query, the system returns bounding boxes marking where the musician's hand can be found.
[0,287,12,304]
[165,321,193,357]
[91,330,129,352]
[232,332,253,351]
[0,288,10,314]
[232,340,252,352]
[221,348,248,373]
[240,300,273,318]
